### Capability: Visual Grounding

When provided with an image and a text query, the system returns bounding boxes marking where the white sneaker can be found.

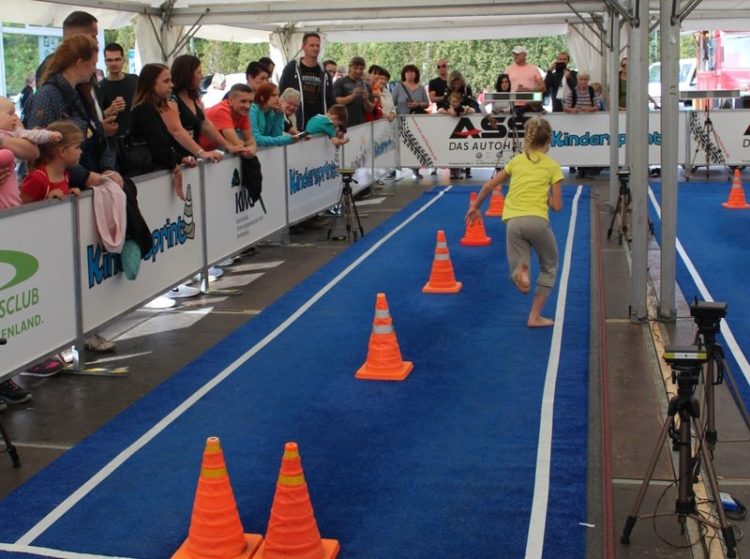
[208,266,224,279]
[144,296,177,309]
[165,284,201,299]
[218,258,235,267]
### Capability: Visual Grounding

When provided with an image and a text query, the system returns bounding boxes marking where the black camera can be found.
[555,62,567,72]
[690,301,727,326]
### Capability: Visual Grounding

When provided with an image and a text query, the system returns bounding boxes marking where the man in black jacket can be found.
[544,52,578,113]
[278,32,335,128]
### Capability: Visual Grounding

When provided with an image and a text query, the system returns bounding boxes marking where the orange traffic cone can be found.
[461,192,492,246]
[173,437,263,559]
[355,293,414,381]
[423,230,462,294]
[485,186,505,217]
[722,169,750,209]
[253,442,340,559]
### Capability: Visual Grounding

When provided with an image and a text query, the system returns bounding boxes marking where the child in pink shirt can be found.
[0,96,60,209]
[21,120,83,203]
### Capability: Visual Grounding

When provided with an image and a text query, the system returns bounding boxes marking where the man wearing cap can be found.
[504,46,545,117]
[334,56,374,127]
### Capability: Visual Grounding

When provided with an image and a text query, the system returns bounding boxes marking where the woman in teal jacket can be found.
[250,82,298,147]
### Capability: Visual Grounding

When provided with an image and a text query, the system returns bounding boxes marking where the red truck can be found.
[696,30,750,98]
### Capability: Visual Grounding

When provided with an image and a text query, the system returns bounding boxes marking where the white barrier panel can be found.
[204,150,287,263]
[372,119,399,178]
[342,122,373,193]
[688,109,750,165]
[399,112,686,167]
[286,135,341,224]
[1,202,78,373]
[80,167,204,332]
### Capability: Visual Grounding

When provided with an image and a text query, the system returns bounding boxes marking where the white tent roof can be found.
[4,0,750,44]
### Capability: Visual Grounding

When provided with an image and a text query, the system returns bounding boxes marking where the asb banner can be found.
[373,119,399,178]
[399,112,686,167]
[286,135,341,224]
[341,122,373,194]
[204,150,287,264]
[79,167,204,332]
[0,202,78,375]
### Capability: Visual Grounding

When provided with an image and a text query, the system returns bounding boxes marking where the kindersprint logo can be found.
[0,250,39,291]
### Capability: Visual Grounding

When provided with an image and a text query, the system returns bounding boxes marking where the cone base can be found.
[722,202,750,209]
[423,281,462,294]
[460,237,491,246]
[253,537,340,559]
[173,533,263,559]
[355,360,414,381]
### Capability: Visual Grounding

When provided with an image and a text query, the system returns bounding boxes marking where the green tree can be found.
[3,31,38,96]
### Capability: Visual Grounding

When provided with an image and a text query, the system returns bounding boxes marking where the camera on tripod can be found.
[616,169,631,192]
[338,167,357,186]
[663,345,707,390]
[690,300,727,333]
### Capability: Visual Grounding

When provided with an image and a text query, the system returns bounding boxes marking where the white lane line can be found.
[525,185,584,558]
[0,543,139,559]
[15,186,452,547]
[647,186,750,387]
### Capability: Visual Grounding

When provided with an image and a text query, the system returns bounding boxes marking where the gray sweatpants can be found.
[506,216,558,296]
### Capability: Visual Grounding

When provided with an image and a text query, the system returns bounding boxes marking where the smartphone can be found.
[295,131,309,139]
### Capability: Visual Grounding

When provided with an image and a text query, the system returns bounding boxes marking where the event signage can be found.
[204,150,287,263]
[0,202,77,373]
[286,135,341,224]
[372,119,399,179]
[341,122,374,193]
[79,167,204,332]
[399,112,688,167]
[689,109,750,165]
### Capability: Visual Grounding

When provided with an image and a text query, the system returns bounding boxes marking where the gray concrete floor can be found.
[1,169,748,558]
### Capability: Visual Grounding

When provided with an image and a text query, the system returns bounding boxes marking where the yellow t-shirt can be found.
[502,150,564,222]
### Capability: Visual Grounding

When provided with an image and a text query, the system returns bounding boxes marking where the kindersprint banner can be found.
[399,114,526,168]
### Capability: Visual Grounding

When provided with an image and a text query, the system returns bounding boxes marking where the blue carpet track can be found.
[0,185,591,559]
[649,181,750,411]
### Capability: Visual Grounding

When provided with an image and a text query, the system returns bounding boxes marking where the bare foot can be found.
[512,264,530,294]
[528,316,554,328]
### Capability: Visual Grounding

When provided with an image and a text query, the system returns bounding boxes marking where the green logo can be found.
[0,250,40,291]
[231,169,241,187]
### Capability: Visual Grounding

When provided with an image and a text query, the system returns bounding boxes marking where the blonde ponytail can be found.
[523,116,552,162]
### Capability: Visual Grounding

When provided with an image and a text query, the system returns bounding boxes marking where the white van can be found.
[647,58,697,107]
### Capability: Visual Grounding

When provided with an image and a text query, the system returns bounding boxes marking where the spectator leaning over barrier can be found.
[201,83,257,157]
[251,83,301,147]
[545,51,577,113]
[98,42,138,138]
[504,45,546,118]
[564,72,601,179]
[0,97,41,206]
[305,104,349,147]
[392,64,429,180]
[128,63,188,198]
[29,35,123,191]
[334,56,373,128]
[164,54,237,162]
[279,87,302,135]
[279,32,335,128]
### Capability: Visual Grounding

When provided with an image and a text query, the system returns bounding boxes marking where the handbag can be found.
[400,83,427,114]
[117,135,155,177]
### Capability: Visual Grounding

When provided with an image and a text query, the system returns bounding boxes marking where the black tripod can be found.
[607,170,654,245]
[607,171,632,245]
[327,170,365,243]
[621,347,737,557]
[687,105,729,181]
[0,338,21,468]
